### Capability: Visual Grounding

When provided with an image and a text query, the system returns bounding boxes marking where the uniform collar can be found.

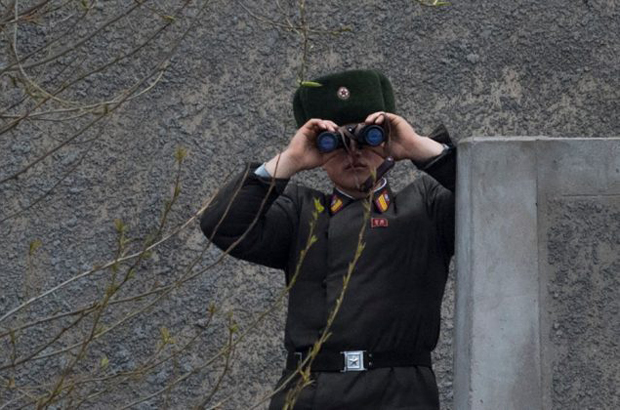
[329,178,393,215]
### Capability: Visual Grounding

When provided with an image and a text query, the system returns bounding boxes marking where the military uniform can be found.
[200,125,456,409]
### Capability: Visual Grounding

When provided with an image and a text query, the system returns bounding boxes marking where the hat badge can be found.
[337,86,350,100]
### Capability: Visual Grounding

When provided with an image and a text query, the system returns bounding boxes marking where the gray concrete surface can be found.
[1,0,619,408]
[455,137,620,410]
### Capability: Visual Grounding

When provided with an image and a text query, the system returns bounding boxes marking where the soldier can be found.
[200,69,456,409]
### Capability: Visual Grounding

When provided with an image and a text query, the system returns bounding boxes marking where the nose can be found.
[348,140,362,154]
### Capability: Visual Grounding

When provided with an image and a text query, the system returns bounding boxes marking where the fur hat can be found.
[293,69,395,127]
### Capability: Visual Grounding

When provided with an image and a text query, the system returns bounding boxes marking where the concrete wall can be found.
[455,137,620,409]
[1,0,619,408]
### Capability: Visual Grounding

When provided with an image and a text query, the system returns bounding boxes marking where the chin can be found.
[338,174,371,191]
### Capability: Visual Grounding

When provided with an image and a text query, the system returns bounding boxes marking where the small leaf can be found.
[300,367,311,381]
[160,327,174,344]
[356,242,366,257]
[309,235,318,246]
[369,167,377,180]
[8,378,16,388]
[100,355,109,369]
[114,219,125,233]
[144,232,157,247]
[160,326,169,340]
[162,15,176,22]
[120,236,131,247]
[29,239,42,256]
[30,239,43,256]
[300,81,322,88]
[208,302,217,315]
[174,146,187,163]
[313,198,325,214]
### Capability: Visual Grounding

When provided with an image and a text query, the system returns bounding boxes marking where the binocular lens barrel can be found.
[362,125,385,146]
[317,132,340,153]
[316,125,386,153]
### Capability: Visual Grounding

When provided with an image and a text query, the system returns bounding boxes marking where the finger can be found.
[303,119,327,138]
[364,112,379,123]
[314,119,334,131]
[304,118,323,130]
[365,111,385,124]
[299,119,321,142]
[324,120,339,131]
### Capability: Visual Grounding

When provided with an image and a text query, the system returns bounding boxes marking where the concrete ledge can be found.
[454,137,620,410]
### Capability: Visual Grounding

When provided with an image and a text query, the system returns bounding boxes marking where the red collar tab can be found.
[330,194,345,215]
[373,188,391,213]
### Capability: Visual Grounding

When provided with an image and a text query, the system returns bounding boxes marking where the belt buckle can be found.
[341,350,366,372]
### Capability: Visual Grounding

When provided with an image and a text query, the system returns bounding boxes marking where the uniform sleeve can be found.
[416,125,457,260]
[200,163,298,270]
[421,175,455,261]
[413,124,456,192]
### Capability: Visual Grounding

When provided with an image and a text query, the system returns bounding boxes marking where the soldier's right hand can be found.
[284,118,339,171]
[265,119,339,178]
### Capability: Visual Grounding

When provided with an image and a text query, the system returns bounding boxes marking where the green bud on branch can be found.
[313,197,325,214]
[100,355,109,369]
[114,219,125,233]
[174,146,187,163]
[300,81,322,87]
[160,327,174,345]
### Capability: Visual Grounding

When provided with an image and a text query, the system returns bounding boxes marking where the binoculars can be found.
[316,123,387,153]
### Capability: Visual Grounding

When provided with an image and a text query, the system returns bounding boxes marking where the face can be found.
[322,142,386,195]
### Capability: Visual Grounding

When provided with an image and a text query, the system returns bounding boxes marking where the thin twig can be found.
[0,116,109,225]
[1,0,149,73]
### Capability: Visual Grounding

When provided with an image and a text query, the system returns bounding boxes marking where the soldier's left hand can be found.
[364,112,424,161]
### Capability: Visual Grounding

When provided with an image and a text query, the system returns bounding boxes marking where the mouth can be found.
[345,162,367,171]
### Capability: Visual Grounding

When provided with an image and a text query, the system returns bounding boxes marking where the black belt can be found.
[286,349,431,372]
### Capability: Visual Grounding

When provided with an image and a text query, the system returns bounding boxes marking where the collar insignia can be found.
[373,189,391,213]
[330,194,344,215]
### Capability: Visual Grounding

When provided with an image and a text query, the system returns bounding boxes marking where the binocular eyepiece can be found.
[316,123,387,153]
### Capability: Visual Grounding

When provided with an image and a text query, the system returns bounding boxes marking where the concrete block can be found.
[454,137,620,410]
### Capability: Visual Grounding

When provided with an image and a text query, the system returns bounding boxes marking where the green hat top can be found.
[293,69,395,127]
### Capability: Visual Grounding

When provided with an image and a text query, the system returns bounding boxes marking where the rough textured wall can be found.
[454,137,620,410]
[544,198,620,409]
[1,0,619,408]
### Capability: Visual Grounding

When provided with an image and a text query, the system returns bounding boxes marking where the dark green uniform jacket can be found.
[200,127,456,409]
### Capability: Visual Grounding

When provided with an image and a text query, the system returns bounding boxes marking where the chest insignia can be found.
[330,195,344,215]
[374,189,391,213]
[371,217,389,228]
